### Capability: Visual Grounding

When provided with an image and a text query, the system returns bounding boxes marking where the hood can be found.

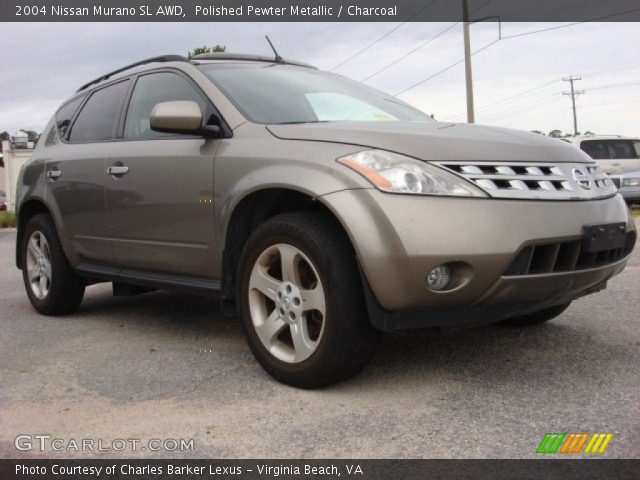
[267,121,591,164]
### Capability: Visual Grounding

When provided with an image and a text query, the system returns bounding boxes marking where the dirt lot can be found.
[1,221,639,458]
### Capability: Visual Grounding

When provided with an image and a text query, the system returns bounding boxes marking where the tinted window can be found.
[69,81,129,142]
[43,123,58,147]
[124,72,207,140]
[580,139,640,160]
[55,96,84,139]
[198,63,433,124]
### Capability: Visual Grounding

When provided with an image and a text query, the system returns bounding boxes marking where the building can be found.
[3,131,36,212]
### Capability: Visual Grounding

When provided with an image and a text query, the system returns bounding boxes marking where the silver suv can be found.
[15,53,637,387]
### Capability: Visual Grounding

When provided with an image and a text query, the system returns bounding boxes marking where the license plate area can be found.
[583,222,626,253]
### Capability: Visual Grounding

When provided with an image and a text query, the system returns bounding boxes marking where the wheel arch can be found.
[15,198,51,269]
[220,187,356,305]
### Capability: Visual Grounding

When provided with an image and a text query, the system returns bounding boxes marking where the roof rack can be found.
[191,52,316,69]
[76,55,190,93]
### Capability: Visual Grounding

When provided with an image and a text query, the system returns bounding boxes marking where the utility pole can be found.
[462,0,475,123]
[562,76,584,136]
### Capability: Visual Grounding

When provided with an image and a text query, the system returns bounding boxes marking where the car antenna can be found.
[265,35,285,64]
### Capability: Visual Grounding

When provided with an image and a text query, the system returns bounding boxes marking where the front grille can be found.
[504,231,636,276]
[434,161,617,200]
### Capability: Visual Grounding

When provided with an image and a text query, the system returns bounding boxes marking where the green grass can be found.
[630,204,640,217]
[0,211,16,228]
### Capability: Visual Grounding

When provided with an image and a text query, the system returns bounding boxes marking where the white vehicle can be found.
[567,135,640,174]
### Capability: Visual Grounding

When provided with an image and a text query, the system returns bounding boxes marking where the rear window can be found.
[580,139,640,160]
[69,80,129,142]
[55,96,84,139]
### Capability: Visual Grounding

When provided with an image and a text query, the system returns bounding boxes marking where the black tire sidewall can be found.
[21,214,84,315]
[237,212,376,387]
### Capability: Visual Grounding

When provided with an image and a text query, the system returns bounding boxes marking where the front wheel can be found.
[236,211,380,388]
[21,214,85,315]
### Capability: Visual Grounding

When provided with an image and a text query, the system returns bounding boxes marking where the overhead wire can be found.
[393,8,640,98]
[328,0,441,71]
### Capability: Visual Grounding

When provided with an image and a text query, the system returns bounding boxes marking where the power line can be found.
[394,38,500,96]
[479,94,563,121]
[360,22,460,82]
[577,64,640,78]
[392,8,640,99]
[505,100,640,126]
[351,0,493,82]
[583,80,640,91]
[483,80,639,127]
[444,79,559,120]
[501,22,584,40]
[473,80,558,112]
[509,107,570,125]
[501,8,640,40]
[445,68,640,121]
[577,99,640,109]
[328,0,440,71]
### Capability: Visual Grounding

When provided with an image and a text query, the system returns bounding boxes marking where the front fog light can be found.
[427,265,451,291]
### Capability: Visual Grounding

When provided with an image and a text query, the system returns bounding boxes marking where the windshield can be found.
[198,63,434,125]
[580,139,640,159]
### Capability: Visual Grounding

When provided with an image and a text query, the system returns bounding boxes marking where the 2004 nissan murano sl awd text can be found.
[15,53,637,387]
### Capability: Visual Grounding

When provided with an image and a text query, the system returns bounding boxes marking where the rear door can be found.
[105,70,220,278]
[46,80,129,265]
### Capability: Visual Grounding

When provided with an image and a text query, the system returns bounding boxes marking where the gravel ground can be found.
[0,222,638,459]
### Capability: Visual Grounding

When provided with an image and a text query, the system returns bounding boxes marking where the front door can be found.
[105,70,219,279]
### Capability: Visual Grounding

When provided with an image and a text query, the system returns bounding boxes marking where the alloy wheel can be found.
[248,243,326,363]
[26,231,52,300]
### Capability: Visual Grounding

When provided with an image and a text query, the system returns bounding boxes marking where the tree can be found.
[584,131,595,136]
[531,130,545,135]
[187,44,226,59]
[548,129,562,138]
[22,130,39,142]
[0,131,9,141]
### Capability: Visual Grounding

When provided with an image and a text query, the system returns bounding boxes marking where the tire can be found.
[236,211,381,388]
[21,213,85,315]
[502,302,572,327]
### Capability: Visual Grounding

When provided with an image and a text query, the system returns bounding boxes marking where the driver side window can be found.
[124,72,208,140]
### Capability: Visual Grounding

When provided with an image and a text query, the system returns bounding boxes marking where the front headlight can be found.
[621,177,640,187]
[337,150,487,197]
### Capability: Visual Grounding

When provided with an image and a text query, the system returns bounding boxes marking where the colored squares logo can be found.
[536,433,613,454]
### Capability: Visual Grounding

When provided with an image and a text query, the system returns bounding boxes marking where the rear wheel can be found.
[502,302,571,327]
[237,211,380,388]
[21,214,85,315]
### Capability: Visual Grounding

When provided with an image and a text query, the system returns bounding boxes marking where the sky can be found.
[1,21,639,137]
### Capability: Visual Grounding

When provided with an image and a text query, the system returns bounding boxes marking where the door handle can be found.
[46,169,62,180]
[107,165,129,177]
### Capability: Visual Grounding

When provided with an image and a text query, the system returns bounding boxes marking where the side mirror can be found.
[150,101,220,137]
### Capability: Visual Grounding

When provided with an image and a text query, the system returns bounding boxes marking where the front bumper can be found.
[321,190,636,330]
